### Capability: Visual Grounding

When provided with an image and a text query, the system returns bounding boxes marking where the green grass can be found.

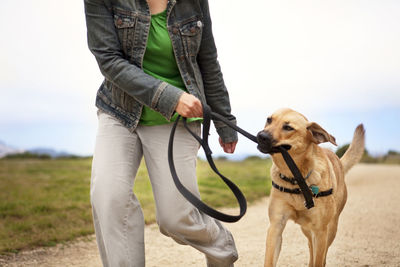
[197,158,272,208]
[0,158,93,254]
[0,157,271,254]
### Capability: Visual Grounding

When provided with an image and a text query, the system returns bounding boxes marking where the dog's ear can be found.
[307,122,337,146]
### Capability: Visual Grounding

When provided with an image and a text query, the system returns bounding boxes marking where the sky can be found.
[0,0,399,158]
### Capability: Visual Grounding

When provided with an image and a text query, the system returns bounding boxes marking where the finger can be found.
[193,99,203,117]
[219,137,224,147]
[223,143,232,154]
[184,97,202,118]
[225,141,238,154]
[230,142,237,153]
[197,101,203,117]
[196,107,203,118]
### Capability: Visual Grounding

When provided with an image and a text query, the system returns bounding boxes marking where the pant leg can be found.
[136,121,238,267]
[91,111,145,267]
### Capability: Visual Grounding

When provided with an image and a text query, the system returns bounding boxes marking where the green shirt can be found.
[140,10,200,125]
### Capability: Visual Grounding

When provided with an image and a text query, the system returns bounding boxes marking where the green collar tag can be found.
[310,185,319,195]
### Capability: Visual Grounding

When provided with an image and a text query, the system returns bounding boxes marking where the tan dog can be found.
[256,108,365,267]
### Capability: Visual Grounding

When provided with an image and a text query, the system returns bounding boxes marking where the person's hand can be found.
[175,93,203,118]
[219,137,238,154]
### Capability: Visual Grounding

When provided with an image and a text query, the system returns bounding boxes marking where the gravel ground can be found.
[1,164,400,267]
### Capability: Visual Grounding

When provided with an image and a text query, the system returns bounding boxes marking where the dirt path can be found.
[2,164,400,266]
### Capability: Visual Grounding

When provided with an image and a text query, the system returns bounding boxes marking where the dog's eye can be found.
[283,125,294,131]
[267,117,272,124]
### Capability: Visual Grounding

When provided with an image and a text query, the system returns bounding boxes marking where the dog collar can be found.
[279,170,313,185]
[271,180,333,198]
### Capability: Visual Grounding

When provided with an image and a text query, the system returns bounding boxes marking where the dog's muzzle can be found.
[257,131,274,154]
[257,131,291,154]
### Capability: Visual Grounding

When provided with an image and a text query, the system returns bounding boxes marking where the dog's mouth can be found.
[257,144,272,154]
[257,144,292,154]
[256,130,292,154]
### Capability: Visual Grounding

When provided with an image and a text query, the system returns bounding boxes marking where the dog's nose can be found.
[257,131,273,153]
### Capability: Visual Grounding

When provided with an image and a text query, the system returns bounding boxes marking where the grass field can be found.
[0,157,271,254]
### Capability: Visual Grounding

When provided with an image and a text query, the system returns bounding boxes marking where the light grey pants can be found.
[91,111,238,267]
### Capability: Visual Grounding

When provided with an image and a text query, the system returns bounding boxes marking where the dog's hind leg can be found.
[301,226,314,267]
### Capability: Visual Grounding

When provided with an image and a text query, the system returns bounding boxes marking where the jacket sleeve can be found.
[197,0,238,143]
[84,0,184,119]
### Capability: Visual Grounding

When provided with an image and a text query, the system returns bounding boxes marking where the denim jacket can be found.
[84,0,238,143]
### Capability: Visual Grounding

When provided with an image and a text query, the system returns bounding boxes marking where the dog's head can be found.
[257,108,337,155]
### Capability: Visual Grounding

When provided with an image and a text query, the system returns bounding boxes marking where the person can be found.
[84,0,239,266]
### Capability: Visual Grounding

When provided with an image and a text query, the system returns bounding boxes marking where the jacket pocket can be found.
[179,19,203,57]
[113,8,137,60]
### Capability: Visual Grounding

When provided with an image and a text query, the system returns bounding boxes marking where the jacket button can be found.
[117,18,123,26]
[190,27,196,33]
[186,80,191,85]
[172,28,179,34]
[179,55,185,61]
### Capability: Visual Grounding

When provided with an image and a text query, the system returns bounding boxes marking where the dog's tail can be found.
[340,124,366,174]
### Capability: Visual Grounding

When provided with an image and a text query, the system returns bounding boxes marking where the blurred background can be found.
[1,1,400,263]
[1,0,399,159]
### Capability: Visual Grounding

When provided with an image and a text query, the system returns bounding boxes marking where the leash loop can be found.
[168,105,249,222]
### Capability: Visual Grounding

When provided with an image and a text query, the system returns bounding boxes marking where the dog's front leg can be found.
[311,229,329,267]
[264,199,293,267]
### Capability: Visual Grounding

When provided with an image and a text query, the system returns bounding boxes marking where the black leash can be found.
[168,104,315,223]
[168,105,248,222]
[277,146,314,209]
